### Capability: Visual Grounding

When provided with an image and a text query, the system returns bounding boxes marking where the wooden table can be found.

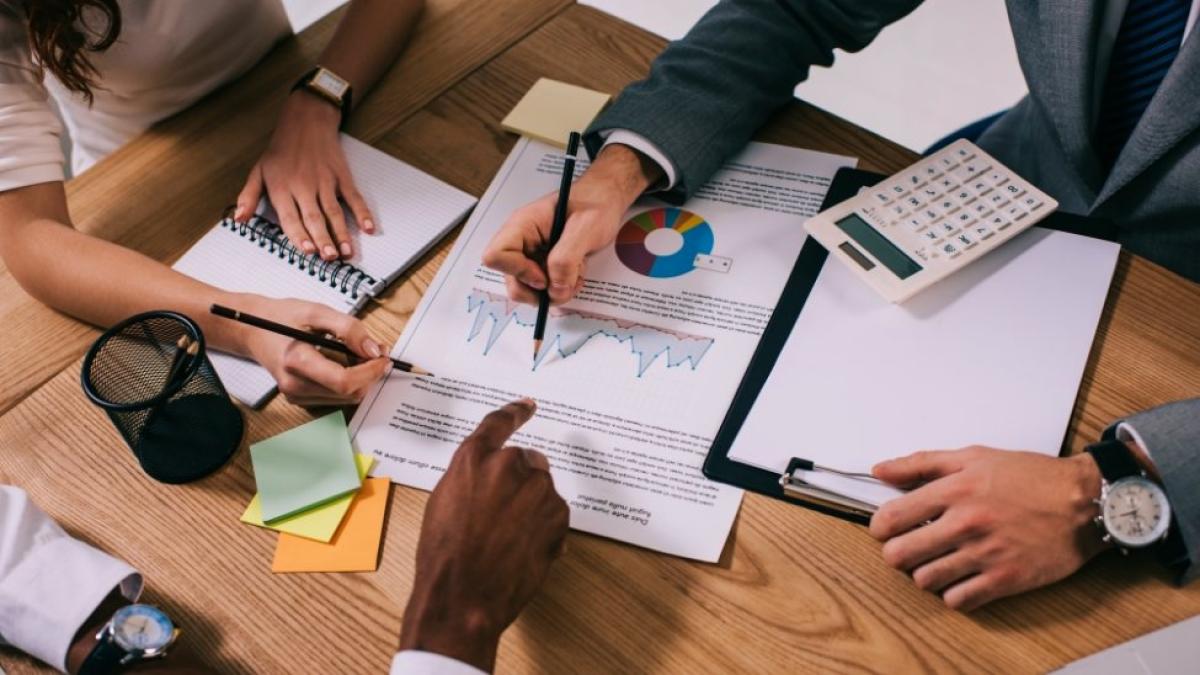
[4,3,1200,673]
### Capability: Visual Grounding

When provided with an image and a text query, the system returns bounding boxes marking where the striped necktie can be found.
[1096,0,1191,167]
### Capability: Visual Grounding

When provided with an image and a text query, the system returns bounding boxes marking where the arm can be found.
[483,0,922,305]
[586,0,923,202]
[235,0,425,260]
[394,400,569,673]
[1112,398,1200,583]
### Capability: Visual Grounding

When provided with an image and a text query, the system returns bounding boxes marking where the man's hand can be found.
[400,399,569,672]
[235,92,374,262]
[235,294,391,407]
[482,144,662,305]
[869,447,1108,612]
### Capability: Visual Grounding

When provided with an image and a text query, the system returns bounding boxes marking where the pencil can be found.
[533,131,582,361]
[209,304,431,376]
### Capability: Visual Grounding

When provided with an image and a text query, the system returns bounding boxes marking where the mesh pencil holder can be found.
[81,311,244,484]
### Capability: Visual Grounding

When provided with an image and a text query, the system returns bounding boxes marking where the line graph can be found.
[466,289,715,376]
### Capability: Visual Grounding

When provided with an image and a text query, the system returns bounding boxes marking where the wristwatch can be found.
[1086,438,1172,551]
[79,604,179,674]
[292,66,353,121]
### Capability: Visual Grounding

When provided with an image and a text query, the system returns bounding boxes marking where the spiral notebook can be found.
[173,134,477,407]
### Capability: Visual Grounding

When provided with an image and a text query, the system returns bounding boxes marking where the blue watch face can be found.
[112,605,174,652]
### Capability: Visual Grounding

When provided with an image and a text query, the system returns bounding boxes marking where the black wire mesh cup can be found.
[81,311,244,484]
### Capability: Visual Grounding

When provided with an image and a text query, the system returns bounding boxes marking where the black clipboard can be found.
[701,167,1118,525]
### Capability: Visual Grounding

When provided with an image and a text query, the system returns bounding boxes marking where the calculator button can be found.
[1020,195,1044,211]
[941,241,961,257]
[937,197,960,213]
[902,172,924,189]
[872,191,893,205]
[912,247,929,261]
[1005,204,1027,221]
[922,164,943,180]
[904,195,923,210]
[939,156,958,170]
[923,229,940,241]
[970,179,991,194]
[987,171,1009,187]
[938,177,956,191]
[888,183,908,197]
[989,213,1012,230]
[904,216,926,232]
[954,211,976,227]
[954,187,974,202]
[972,223,995,240]
[987,192,1009,207]
[889,203,908,218]
[956,232,976,248]
[921,206,942,221]
[938,220,958,235]
[1002,183,1026,199]
[920,186,941,199]
[953,145,976,162]
[951,162,990,183]
[970,201,991,216]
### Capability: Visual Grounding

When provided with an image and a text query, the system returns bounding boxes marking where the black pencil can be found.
[533,131,582,361]
[210,304,431,376]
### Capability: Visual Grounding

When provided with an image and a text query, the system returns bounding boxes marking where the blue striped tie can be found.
[1096,0,1191,167]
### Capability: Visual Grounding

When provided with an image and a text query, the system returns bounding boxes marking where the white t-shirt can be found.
[0,0,290,189]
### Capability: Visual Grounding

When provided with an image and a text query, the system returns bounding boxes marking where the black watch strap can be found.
[1085,438,1142,482]
[79,630,129,675]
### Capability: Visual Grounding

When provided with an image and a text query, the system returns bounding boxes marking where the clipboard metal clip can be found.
[779,457,879,518]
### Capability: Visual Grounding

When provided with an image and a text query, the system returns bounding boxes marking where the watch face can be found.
[1102,477,1171,547]
[112,604,175,653]
[313,69,349,99]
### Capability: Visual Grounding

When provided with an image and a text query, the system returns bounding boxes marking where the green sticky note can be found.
[250,411,362,523]
[241,453,374,542]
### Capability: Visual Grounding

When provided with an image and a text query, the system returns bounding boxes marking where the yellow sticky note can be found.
[241,454,374,542]
[501,78,611,148]
[271,477,390,573]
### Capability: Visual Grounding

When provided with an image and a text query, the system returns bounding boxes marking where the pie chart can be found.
[616,207,714,278]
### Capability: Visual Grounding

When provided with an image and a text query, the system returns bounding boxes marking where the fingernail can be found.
[523,276,546,290]
[363,218,375,233]
[301,240,316,253]
[323,245,337,259]
[340,242,353,256]
[551,282,570,292]
[517,397,537,410]
[364,339,382,358]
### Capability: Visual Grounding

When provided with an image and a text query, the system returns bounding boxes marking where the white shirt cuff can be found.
[600,129,679,192]
[0,488,142,672]
[391,650,488,675]
[1116,422,1155,464]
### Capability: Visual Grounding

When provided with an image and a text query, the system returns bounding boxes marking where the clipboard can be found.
[702,167,1118,524]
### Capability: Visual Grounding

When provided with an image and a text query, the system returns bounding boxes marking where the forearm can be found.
[0,185,252,357]
[318,0,425,105]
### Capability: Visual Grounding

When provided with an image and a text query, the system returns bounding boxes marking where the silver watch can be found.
[1094,473,1172,551]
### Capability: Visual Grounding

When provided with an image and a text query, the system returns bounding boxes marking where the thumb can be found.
[872,450,963,488]
[302,304,385,360]
[546,228,593,303]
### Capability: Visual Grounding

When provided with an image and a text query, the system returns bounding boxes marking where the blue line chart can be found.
[465,289,715,377]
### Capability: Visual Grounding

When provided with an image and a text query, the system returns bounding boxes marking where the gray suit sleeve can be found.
[585,0,923,203]
[1111,398,1200,583]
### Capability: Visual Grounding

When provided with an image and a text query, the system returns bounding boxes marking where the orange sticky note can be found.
[271,478,390,573]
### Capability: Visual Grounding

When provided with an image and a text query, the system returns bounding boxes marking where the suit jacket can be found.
[588,0,1200,581]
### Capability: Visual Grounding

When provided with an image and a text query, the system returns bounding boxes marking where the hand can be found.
[235,294,391,407]
[482,144,662,305]
[869,447,1107,611]
[399,399,569,672]
[235,92,375,262]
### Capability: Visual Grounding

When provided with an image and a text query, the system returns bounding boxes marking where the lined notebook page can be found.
[172,134,477,407]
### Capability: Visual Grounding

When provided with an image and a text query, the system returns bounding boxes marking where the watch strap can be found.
[79,629,129,675]
[1085,438,1142,482]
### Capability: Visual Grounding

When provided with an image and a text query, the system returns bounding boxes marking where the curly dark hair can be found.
[21,0,122,104]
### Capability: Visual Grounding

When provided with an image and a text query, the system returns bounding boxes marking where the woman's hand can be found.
[235,294,391,407]
[236,92,375,262]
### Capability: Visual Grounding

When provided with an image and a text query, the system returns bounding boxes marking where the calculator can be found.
[804,140,1058,303]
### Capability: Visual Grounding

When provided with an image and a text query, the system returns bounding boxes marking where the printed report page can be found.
[351,138,854,561]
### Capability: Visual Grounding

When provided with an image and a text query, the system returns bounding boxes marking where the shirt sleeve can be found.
[390,650,488,675]
[0,486,142,672]
[598,129,680,192]
[0,8,67,192]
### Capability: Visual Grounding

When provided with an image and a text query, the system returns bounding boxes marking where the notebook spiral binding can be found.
[218,206,378,301]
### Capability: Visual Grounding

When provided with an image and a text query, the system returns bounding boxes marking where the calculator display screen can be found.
[834,214,923,280]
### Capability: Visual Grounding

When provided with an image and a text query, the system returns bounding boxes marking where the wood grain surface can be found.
[3,3,1200,674]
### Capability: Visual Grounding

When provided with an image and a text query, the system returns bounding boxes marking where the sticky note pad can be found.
[250,411,361,523]
[271,477,390,573]
[501,78,611,148]
[240,454,374,542]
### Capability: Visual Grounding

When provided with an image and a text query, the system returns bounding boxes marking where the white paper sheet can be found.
[729,227,1120,508]
[350,138,855,561]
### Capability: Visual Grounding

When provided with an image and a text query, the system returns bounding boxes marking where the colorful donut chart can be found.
[615,208,714,278]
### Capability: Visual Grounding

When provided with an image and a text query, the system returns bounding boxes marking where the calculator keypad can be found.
[843,140,1054,272]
